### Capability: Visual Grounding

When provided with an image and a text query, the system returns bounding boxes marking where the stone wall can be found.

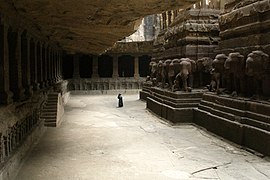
[153,0,221,61]
[218,0,270,56]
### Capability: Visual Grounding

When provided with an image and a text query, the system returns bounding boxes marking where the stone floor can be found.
[15,94,270,180]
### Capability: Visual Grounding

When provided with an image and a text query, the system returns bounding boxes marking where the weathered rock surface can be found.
[0,0,199,54]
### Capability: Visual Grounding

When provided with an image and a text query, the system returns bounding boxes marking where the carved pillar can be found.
[30,39,39,90]
[43,44,48,86]
[51,49,55,83]
[60,51,63,80]
[92,55,99,78]
[134,55,140,80]
[202,0,207,9]
[167,11,172,26]
[162,13,166,29]
[159,14,163,30]
[22,33,33,96]
[9,29,25,101]
[47,46,51,85]
[0,20,13,104]
[112,55,119,78]
[220,0,225,10]
[36,42,44,89]
[73,54,80,79]
[53,50,58,82]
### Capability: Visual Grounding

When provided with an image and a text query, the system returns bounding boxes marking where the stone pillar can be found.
[23,33,33,96]
[134,55,140,80]
[202,0,207,9]
[162,13,166,29]
[47,46,51,85]
[49,47,54,84]
[51,49,55,83]
[0,20,13,104]
[37,42,44,89]
[167,11,172,26]
[92,55,99,78]
[73,54,80,78]
[220,0,225,10]
[53,50,58,82]
[43,44,48,86]
[11,29,25,101]
[57,51,61,80]
[31,39,39,91]
[112,55,119,78]
[54,51,58,82]
[159,14,164,30]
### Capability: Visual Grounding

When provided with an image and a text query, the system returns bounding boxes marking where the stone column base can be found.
[0,91,13,104]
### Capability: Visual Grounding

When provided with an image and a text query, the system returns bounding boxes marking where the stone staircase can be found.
[41,93,64,127]
[194,93,270,156]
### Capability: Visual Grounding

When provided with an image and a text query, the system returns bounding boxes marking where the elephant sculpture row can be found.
[210,51,270,97]
[147,58,196,92]
[146,50,270,97]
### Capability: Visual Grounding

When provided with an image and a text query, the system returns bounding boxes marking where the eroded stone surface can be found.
[0,0,199,54]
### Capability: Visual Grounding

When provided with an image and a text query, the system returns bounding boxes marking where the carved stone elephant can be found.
[168,59,180,91]
[149,61,158,86]
[224,52,245,95]
[197,57,213,87]
[210,54,227,94]
[246,50,270,96]
[156,60,164,86]
[161,59,172,88]
[174,58,195,92]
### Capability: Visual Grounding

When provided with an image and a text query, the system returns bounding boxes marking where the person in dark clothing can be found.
[117,94,123,107]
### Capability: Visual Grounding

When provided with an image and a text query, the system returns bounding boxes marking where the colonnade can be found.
[72,54,145,80]
[0,18,63,105]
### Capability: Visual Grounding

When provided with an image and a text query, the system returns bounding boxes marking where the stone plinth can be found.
[194,93,270,156]
[140,86,205,123]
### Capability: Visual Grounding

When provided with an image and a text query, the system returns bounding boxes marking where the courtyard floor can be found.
[15,94,270,180]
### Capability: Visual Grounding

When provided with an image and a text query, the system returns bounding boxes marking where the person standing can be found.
[117,94,123,107]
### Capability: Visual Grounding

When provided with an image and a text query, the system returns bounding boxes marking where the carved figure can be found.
[149,61,157,85]
[174,58,194,92]
[161,59,172,88]
[224,52,245,96]
[168,59,180,91]
[197,57,213,86]
[246,51,270,96]
[156,60,164,86]
[210,54,227,94]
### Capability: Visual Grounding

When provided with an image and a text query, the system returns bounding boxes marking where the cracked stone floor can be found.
[15,94,270,180]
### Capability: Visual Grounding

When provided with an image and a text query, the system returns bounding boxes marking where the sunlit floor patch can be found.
[161,170,191,179]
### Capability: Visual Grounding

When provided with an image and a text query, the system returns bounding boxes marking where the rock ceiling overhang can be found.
[0,0,199,55]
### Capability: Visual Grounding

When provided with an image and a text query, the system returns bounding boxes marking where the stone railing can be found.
[0,108,40,164]
[67,78,146,91]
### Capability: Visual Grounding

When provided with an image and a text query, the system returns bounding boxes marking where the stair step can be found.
[198,104,236,122]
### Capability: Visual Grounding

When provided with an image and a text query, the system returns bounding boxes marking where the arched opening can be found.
[63,54,74,79]
[79,55,92,78]
[118,55,134,77]
[98,55,113,78]
[139,55,151,77]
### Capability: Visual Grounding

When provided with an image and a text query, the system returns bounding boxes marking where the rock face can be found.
[218,0,270,56]
[152,1,221,61]
[0,0,199,54]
